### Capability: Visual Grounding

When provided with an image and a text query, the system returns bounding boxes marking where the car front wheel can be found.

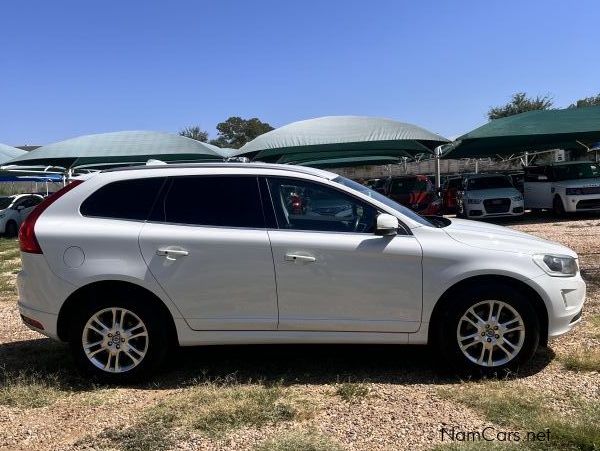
[69,299,168,382]
[437,285,540,376]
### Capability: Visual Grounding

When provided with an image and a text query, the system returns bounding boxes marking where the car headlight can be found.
[533,254,578,277]
[566,188,582,195]
[511,195,523,201]
[467,198,482,204]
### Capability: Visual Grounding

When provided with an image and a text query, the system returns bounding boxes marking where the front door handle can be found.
[157,247,189,261]
[285,253,316,263]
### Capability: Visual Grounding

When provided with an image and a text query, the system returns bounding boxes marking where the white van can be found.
[524,161,600,215]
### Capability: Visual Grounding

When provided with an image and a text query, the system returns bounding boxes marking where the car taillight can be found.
[19,180,84,254]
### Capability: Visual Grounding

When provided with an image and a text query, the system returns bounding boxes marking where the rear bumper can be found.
[16,253,75,341]
[18,301,60,340]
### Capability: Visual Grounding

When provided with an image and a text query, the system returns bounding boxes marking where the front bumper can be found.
[529,272,586,339]
[563,194,600,212]
[466,200,524,218]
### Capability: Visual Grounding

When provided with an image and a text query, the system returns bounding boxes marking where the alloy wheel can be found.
[456,300,525,367]
[81,307,149,373]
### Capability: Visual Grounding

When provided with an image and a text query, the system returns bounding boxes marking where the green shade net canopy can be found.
[443,106,600,159]
[298,155,401,168]
[2,131,223,171]
[240,116,449,163]
[0,143,26,165]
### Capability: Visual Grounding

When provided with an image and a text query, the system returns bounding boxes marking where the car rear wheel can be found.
[69,297,168,382]
[436,284,540,376]
[4,220,18,238]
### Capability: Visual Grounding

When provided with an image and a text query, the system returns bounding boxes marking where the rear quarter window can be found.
[80,177,166,220]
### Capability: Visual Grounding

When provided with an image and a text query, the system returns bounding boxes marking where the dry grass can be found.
[439,382,600,450]
[559,347,600,372]
[335,380,370,403]
[144,381,310,437]
[0,238,20,299]
[0,369,67,408]
[256,431,343,451]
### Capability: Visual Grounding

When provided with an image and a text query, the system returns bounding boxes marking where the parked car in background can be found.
[457,174,524,219]
[17,163,585,381]
[524,161,600,215]
[506,171,524,193]
[369,178,388,194]
[0,194,44,237]
[442,176,463,214]
[383,175,442,215]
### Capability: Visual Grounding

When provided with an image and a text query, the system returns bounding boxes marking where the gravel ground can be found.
[0,213,599,451]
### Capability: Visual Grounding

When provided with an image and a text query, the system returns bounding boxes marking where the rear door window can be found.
[152,176,264,228]
[81,177,166,220]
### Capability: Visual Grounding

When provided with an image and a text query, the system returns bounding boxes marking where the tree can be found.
[569,93,600,108]
[209,116,273,149]
[179,125,209,142]
[487,92,554,120]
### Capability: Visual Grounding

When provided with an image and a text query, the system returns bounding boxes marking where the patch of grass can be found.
[0,369,66,408]
[335,380,369,403]
[439,382,600,451]
[144,381,311,437]
[590,315,600,339]
[0,239,20,298]
[256,431,343,451]
[77,420,174,451]
[560,348,600,372]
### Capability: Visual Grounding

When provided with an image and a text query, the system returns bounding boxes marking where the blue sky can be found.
[1,0,599,145]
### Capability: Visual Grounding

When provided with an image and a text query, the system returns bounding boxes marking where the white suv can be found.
[457,174,524,219]
[524,161,600,215]
[17,163,585,381]
[0,194,44,237]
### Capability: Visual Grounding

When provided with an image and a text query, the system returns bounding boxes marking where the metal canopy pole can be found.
[434,146,442,189]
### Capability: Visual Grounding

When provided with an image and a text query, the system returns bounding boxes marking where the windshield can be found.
[0,197,14,209]
[333,176,434,227]
[389,178,429,195]
[467,176,512,190]
[554,163,600,181]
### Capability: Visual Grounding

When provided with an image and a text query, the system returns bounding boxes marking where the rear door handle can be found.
[285,253,316,263]
[157,248,189,261]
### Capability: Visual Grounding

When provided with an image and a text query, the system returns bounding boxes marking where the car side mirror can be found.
[375,213,399,236]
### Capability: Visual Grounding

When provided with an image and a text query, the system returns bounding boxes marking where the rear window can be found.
[80,178,165,220]
[152,176,264,228]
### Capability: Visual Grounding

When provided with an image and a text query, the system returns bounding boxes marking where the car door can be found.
[139,175,278,331]
[524,167,553,209]
[264,176,423,333]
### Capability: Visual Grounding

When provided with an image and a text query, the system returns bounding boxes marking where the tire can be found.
[435,284,540,377]
[552,195,566,217]
[69,293,169,383]
[4,221,18,238]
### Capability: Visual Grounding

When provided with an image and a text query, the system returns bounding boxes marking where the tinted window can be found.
[267,177,377,233]
[466,176,513,190]
[155,176,264,228]
[81,178,165,220]
[553,163,600,181]
[0,197,12,209]
[389,178,429,194]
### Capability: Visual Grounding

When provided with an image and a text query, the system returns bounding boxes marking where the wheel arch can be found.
[57,280,178,345]
[428,274,548,346]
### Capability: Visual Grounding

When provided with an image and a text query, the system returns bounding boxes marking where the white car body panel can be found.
[268,230,422,332]
[16,163,585,348]
[139,222,278,330]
